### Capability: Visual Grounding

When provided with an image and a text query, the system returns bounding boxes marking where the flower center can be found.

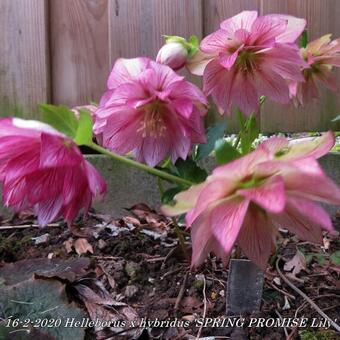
[137,101,167,138]
[236,49,260,74]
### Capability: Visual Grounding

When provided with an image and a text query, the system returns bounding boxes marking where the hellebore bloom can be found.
[156,42,189,71]
[94,57,207,167]
[289,34,340,105]
[188,11,307,116]
[0,118,106,226]
[162,132,340,269]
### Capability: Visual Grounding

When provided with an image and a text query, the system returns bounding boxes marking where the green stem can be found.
[157,177,165,196]
[172,217,189,260]
[89,142,193,187]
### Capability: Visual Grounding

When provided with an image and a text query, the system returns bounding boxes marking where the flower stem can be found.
[172,217,189,260]
[88,142,193,187]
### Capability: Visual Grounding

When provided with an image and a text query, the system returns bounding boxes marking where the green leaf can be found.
[0,279,86,340]
[74,108,93,145]
[239,112,260,154]
[161,187,183,204]
[330,250,340,265]
[214,139,241,164]
[187,35,199,57]
[195,121,226,161]
[39,104,78,138]
[175,158,207,183]
[300,29,308,48]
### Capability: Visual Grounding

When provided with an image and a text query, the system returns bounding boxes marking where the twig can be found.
[275,309,289,338]
[276,258,340,333]
[196,274,207,340]
[161,247,177,270]
[161,266,184,280]
[266,281,296,300]
[0,223,61,230]
[174,271,189,311]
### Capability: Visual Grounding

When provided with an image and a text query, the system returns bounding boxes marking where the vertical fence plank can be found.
[260,0,340,132]
[109,0,203,63]
[0,0,49,119]
[203,0,261,132]
[50,0,109,107]
[108,0,203,90]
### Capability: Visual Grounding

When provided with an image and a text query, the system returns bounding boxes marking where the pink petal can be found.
[238,207,276,270]
[186,49,215,76]
[284,171,340,205]
[190,197,249,267]
[213,148,269,180]
[186,177,237,225]
[249,16,287,47]
[238,175,286,213]
[161,182,207,217]
[107,57,150,89]
[220,11,258,34]
[219,49,240,70]
[280,131,335,161]
[200,29,231,54]
[259,136,289,156]
[40,133,82,168]
[171,98,194,118]
[267,14,306,43]
[84,161,107,198]
[230,72,259,116]
[271,195,333,244]
[35,196,63,227]
[254,66,290,104]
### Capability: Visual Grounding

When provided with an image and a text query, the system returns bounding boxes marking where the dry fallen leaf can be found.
[284,250,306,277]
[74,238,94,255]
[63,237,74,253]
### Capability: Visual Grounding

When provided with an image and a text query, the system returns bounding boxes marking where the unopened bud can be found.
[156,42,188,71]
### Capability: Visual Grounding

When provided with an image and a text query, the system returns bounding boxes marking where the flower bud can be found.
[156,42,188,71]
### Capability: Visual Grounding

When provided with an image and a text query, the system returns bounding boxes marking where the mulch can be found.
[0,204,339,340]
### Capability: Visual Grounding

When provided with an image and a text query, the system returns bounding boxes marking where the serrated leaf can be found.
[74,108,93,145]
[214,139,241,164]
[330,250,340,265]
[195,121,226,161]
[40,104,78,138]
[175,158,207,183]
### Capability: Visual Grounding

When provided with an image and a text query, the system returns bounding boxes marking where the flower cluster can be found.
[94,57,207,167]
[0,118,106,226]
[0,10,339,273]
[162,132,340,268]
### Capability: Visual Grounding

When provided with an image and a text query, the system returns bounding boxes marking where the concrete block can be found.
[0,153,339,219]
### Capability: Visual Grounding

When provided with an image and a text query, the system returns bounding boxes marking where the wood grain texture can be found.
[0,0,49,118]
[50,0,109,107]
[260,0,340,132]
[203,0,261,132]
[109,0,203,62]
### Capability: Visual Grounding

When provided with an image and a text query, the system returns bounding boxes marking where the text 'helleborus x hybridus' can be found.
[162,132,340,270]
[0,118,106,227]
[188,11,307,116]
[94,57,208,167]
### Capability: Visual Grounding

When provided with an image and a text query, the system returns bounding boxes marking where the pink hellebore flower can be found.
[188,11,307,116]
[94,57,207,167]
[289,34,340,105]
[0,118,106,227]
[72,104,98,121]
[162,132,340,269]
[156,42,189,71]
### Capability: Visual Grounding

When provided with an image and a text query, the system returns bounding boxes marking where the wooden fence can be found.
[1,0,340,132]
